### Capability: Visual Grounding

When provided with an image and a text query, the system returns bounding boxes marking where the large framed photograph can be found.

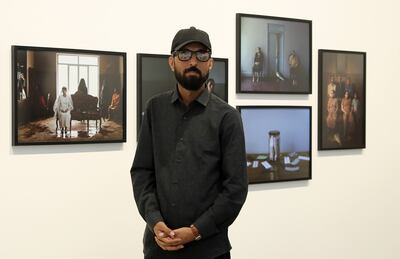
[137,53,228,134]
[236,13,312,94]
[238,106,312,184]
[12,46,126,145]
[318,49,366,150]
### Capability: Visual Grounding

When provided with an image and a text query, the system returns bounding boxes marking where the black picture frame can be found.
[236,13,312,94]
[12,45,127,145]
[318,49,366,150]
[136,53,228,136]
[238,106,312,184]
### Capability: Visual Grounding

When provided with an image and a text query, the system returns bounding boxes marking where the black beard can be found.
[174,67,209,91]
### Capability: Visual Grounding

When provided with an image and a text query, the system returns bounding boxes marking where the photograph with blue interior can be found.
[239,106,311,184]
[237,13,311,94]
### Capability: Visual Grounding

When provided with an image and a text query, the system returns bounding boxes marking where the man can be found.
[131,26,248,259]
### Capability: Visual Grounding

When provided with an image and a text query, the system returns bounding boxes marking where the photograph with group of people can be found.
[319,50,366,150]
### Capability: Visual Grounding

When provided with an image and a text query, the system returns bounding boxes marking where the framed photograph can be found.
[236,13,312,94]
[137,53,228,134]
[238,106,312,184]
[12,45,126,145]
[318,49,366,150]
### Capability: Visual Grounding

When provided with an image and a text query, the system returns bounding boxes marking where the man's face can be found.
[169,42,213,91]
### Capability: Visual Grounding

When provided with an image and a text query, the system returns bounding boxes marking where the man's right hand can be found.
[153,221,184,251]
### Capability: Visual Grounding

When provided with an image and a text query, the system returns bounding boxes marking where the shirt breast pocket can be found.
[196,131,220,159]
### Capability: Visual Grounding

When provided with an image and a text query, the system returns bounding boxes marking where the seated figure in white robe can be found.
[53,86,73,135]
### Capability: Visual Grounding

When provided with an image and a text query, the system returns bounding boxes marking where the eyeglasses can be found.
[173,49,211,62]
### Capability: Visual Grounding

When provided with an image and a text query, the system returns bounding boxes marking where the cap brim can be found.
[173,40,211,52]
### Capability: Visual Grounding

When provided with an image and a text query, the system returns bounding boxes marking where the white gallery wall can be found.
[1,0,399,258]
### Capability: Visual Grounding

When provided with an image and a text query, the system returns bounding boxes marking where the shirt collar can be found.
[170,85,210,107]
[171,86,180,103]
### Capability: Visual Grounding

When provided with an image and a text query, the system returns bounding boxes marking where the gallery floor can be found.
[17,117,123,143]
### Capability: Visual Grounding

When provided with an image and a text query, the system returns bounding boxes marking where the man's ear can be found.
[168,56,175,72]
[208,58,214,71]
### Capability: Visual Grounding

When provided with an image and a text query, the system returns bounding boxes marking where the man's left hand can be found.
[171,227,195,245]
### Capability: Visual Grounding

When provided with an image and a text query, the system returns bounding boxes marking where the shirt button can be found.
[180,137,183,141]
[183,116,187,120]
[171,203,176,207]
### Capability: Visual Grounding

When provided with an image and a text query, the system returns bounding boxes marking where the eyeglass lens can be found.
[177,50,210,62]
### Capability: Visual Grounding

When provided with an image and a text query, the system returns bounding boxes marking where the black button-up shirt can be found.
[131,87,248,259]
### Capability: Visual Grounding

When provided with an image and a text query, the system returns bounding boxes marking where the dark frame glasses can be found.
[173,49,211,62]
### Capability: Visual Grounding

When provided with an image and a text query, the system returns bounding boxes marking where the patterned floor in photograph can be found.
[17,117,123,144]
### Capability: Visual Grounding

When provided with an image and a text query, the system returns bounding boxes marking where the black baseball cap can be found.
[171,26,212,53]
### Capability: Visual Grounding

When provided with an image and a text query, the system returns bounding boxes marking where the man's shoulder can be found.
[209,94,237,114]
[207,94,243,126]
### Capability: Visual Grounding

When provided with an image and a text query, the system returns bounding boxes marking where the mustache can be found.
[184,66,202,76]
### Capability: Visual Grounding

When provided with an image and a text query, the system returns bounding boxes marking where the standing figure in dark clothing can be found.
[252,47,264,83]
[131,26,248,259]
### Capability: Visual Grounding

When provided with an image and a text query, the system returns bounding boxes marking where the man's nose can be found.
[188,54,198,66]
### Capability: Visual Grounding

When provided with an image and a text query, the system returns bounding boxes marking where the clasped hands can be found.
[153,221,196,251]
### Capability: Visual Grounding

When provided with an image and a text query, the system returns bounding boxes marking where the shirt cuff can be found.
[146,211,164,233]
[193,213,219,239]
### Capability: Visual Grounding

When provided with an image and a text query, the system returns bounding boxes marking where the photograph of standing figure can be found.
[12,46,126,145]
[237,13,312,94]
[318,49,366,150]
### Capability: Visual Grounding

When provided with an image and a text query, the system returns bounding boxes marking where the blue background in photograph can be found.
[241,108,310,154]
